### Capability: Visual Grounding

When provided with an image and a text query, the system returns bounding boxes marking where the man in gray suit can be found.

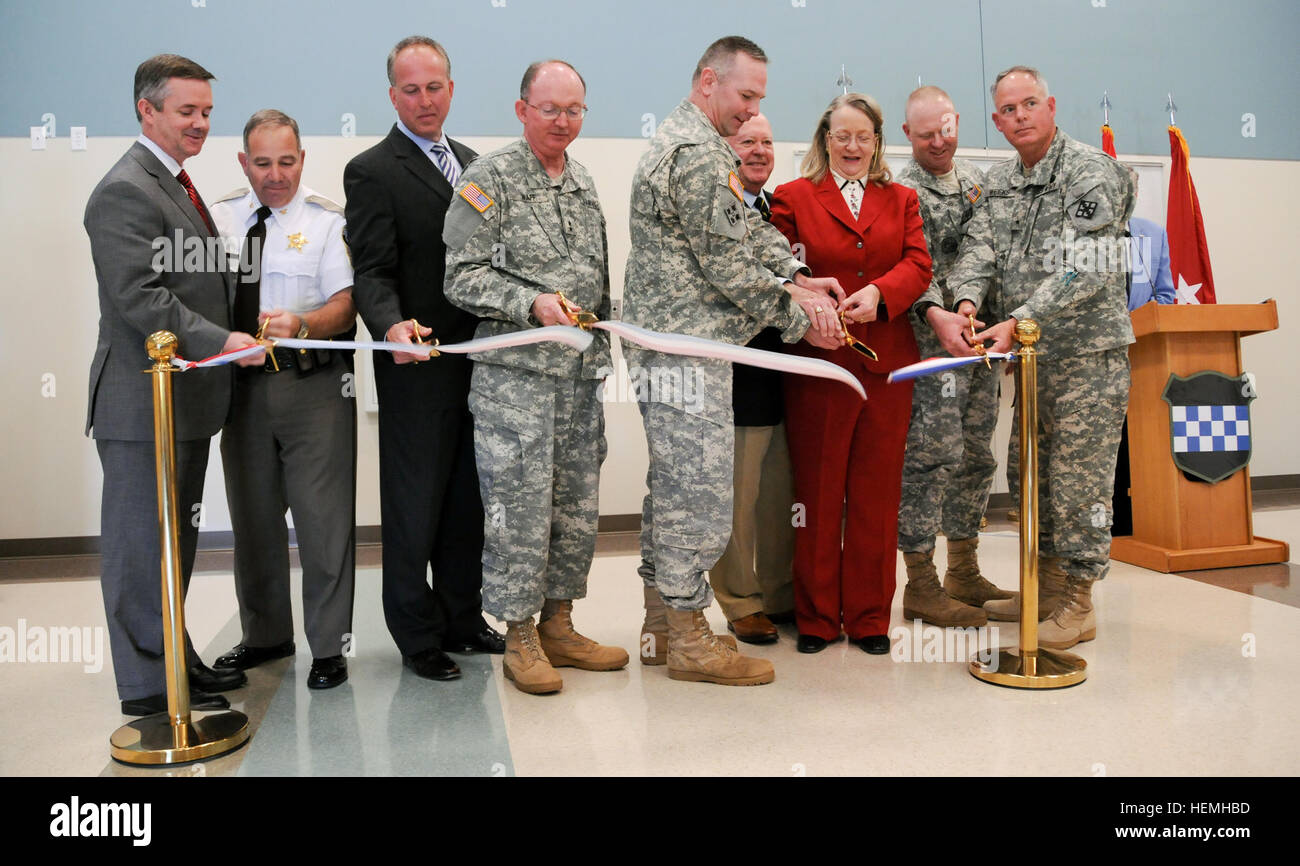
[84,54,263,716]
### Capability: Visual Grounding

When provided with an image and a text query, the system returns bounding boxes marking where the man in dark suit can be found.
[344,35,503,682]
[84,54,263,716]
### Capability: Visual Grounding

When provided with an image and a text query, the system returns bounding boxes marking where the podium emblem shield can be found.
[1162,371,1255,484]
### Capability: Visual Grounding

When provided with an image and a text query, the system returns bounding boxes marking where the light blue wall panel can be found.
[1,0,1296,158]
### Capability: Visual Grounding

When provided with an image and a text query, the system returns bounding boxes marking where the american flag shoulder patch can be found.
[965,182,982,205]
[460,182,493,213]
[728,172,744,201]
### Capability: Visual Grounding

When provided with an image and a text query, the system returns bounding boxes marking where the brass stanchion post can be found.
[110,331,251,764]
[970,320,1087,688]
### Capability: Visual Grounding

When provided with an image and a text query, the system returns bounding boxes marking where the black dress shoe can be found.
[402,648,462,681]
[797,634,830,654]
[307,656,348,690]
[766,610,796,625]
[213,640,296,671]
[445,624,505,655]
[189,661,247,692]
[852,634,891,655]
[121,689,230,716]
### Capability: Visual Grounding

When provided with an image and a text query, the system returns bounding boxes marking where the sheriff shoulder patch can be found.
[728,171,744,201]
[460,182,494,213]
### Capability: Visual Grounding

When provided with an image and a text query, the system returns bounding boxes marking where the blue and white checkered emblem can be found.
[1162,371,1255,484]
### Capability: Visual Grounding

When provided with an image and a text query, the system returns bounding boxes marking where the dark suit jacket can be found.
[344,125,479,409]
[734,189,784,427]
[770,174,931,375]
[84,142,233,441]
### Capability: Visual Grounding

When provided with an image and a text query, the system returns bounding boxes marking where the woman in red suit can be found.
[770,93,932,654]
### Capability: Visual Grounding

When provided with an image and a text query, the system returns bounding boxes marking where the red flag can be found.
[1166,127,1217,304]
[1101,124,1116,158]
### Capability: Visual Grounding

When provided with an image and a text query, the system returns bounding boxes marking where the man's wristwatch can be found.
[296,318,310,339]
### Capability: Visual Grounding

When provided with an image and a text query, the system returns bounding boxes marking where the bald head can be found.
[902,85,959,175]
[727,112,774,193]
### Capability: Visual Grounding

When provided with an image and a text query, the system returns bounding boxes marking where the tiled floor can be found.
[0,506,1295,777]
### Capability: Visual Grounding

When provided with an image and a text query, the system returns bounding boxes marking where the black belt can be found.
[260,345,338,375]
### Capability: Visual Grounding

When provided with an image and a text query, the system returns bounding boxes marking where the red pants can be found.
[784,368,913,640]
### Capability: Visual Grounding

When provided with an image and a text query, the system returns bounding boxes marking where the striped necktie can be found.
[176,169,216,235]
[430,142,460,187]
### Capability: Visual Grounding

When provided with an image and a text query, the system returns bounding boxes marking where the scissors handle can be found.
[556,292,597,331]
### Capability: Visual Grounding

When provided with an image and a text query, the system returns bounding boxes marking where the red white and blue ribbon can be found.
[596,321,868,400]
[887,352,1017,384]
[167,320,868,399]
[169,326,594,370]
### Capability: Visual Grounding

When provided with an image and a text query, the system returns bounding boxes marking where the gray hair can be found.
[387,35,451,85]
[520,59,586,101]
[990,65,1050,101]
[242,109,300,152]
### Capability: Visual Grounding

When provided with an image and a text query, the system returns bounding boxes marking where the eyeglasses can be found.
[526,102,588,120]
[828,131,876,147]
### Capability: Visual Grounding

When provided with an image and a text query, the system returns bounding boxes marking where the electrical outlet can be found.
[30,127,46,150]
[70,126,87,151]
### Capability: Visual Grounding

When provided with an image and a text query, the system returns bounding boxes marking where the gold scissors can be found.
[838,311,878,361]
[255,317,279,371]
[556,292,598,331]
[409,318,438,363]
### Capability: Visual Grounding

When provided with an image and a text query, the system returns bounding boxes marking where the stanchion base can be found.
[110,709,249,765]
[969,647,1087,689]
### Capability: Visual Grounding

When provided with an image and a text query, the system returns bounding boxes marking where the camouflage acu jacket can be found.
[444,137,611,379]
[947,129,1136,357]
[897,158,989,312]
[623,99,809,345]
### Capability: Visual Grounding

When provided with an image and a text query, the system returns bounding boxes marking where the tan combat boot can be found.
[538,599,629,671]
[639,585,733,665]
[503,619,562,695]
[1037,576,1096,650]
[984,556,1067,622]
[665,608,774,686]
[943,537,1016,606]
[902,550,987,627]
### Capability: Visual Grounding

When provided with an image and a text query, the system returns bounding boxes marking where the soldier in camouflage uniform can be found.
[444,60,628,695]
[624,36,844,686]
[895,86,1015,628]
[949,67,1136,649]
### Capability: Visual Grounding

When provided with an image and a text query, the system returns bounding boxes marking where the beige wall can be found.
[1,134,1294,542]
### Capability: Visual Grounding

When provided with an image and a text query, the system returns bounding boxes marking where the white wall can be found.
[1,133,1294,542]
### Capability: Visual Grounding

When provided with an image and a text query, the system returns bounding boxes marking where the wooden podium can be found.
[1110,300,1289,572]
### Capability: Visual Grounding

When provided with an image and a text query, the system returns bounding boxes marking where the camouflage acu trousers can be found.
[898,326,1000,552]
[469,363,606,623]
[1020,347,1129,582]
[626,346,733,611]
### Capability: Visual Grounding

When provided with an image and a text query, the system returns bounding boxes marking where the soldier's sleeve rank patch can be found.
[1074,199,1098,219]
[728,171,744,201]
[460,182,494,213]
[965,182,982,205]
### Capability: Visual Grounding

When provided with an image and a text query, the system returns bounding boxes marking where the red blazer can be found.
[770,174,932,375]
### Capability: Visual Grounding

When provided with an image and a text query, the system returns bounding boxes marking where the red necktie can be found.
[176,169,216,235]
